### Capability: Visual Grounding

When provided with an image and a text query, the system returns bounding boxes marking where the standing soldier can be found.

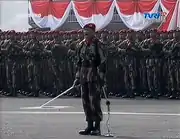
[167,31,180,99]
[73,23,106,136]
[139,32,151,97]
[163,37,174,98]
[145,30,163,98]
[118,30,137,98]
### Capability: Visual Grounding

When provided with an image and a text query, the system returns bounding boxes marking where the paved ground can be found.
[0,98,180,139]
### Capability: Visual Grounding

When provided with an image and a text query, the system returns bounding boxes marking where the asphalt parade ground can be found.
[0,98,180,139]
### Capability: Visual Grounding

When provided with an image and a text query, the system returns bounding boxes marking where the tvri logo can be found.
[144,12,167,22]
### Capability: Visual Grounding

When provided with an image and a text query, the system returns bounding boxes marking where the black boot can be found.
[90,121,101,136]
[79,121,94,135]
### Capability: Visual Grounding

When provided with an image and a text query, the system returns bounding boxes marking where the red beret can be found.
[83,23,96,32]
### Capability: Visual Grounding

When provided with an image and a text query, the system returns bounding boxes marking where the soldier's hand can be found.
[99,72,105,80]
[99,72,106,86]
[73,78,80,87]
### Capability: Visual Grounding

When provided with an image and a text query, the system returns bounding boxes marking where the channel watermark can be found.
[144,12,167,23]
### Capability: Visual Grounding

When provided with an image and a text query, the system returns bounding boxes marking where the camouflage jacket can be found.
[76,38,106,83]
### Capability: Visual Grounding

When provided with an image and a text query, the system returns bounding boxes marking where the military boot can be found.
[90,121,101,136]
[79,121,94,135]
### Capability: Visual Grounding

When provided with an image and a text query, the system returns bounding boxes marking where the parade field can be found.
[0,98,180,139]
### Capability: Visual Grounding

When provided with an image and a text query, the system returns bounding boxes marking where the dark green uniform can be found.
[75,38,106,122]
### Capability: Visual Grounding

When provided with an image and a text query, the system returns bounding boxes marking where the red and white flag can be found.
[159,0,180,31]
[72,1,115,31]
[29,0,71,30]
[115,0,160,31]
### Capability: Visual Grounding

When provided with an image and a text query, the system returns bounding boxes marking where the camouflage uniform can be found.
[118,33,137,98]
[75,38,106,122]
[145,38,163,98]
[168,38,180,99]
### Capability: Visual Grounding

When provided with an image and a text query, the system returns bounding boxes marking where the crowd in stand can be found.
[0,29,180,99]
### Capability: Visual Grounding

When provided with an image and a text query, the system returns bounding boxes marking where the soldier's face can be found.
[17,36,20,40]
[150,33,156,38]
[29,34,33,39]
[113,35,118,40]
[168,33,173,39]
[101,33,106,38]
[173,32,180,38]
[177,32,180,38]
[78,33,83,39]
[119,34,125,39]
[126,33,132,39]
[173,33,176,38]
[83,29,94,39]
[160,33,163,38]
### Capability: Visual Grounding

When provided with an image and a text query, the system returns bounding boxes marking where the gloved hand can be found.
[73,78,80,87]
[99,72,105,86]
[99,72,105,80]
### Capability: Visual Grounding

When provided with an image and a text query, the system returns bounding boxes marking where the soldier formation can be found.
[0,29,180,99]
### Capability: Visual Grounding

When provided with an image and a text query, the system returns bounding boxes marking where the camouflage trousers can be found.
[81,82,102,122]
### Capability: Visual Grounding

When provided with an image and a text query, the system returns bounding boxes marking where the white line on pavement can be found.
[20,106,73,109]
[0,111,180,116]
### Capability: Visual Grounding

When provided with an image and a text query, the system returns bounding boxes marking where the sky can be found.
[0,1,31,32]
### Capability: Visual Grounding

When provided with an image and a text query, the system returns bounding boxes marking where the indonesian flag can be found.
[28,0,71,30]
[159,0,180,31]
[72,1,115,31]
[115,0,160,31]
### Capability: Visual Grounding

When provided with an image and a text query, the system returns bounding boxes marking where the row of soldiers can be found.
[0,29,180,99]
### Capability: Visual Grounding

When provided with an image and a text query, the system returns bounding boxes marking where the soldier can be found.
[160,31,169,96]
[73,23,106,136]
[0,35,7,94]
[145,30,163,98]
[108,31,122,97]
[175,30,180,99]
[118,30,137,98]
[51,41,69,96]
[100,30,109,45]
[27,32,43,97]
[133,31,144,96]
[139,31,152,97]
[3,33,20,96]
[163,36,174,98]
[167,31,180,99]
